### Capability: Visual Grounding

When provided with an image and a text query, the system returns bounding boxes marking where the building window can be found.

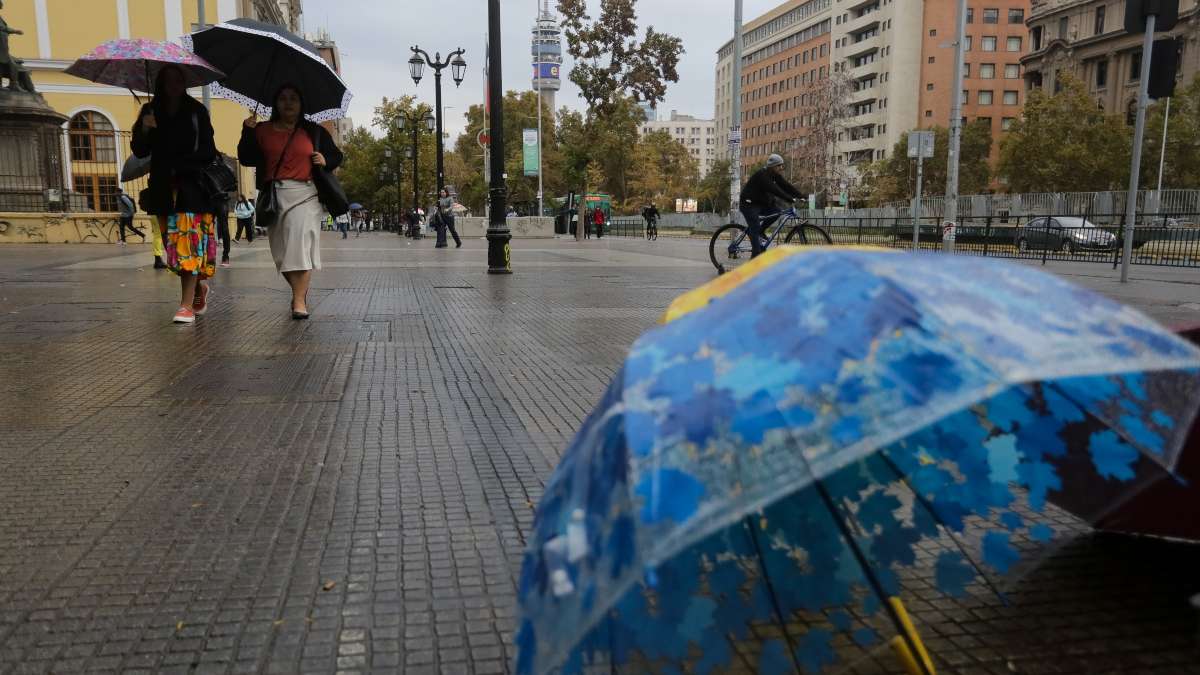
[1009,8,1024,24]
[68,111,120,212]
[1032,26,1042,50]
[982,36,997,51]
[980,63,996,79]
[983,8,999,24]
[978,90,994,104]
[964,63,971,78]
[1130,52,1141,80]
[1002,117,1015,130]
[928,56,935,64]
[964,36,973,51]
[925,110,933,118]
[1094,5,1106,35]
[962,89,969,104]
[929,29,937,36]
[1058,16,1069,39]
[926,82,934,90]
[1005,63,1020,79]
[1007,36,1022,51]
[967,7,974,23]
[1003,90,1018,105]
[1096,59,1108,88]
[977,117,992,128]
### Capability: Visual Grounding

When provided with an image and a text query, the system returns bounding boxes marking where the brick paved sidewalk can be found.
[0,235,1197,675]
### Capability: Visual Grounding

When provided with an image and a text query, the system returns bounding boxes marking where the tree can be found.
[997,74,1131,192]
[558,0,683,112]
[625,130,699,212]
[1141,74,1200,190]
[862,121,993,205]
[698,158,732,215]
[790,70,853,197]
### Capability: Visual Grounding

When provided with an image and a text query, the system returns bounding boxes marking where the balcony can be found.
[848,57,878,79]
[846,11,881,35]
[844,36,881,61]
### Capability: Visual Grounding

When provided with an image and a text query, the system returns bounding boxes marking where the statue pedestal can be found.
[0,89,67,212]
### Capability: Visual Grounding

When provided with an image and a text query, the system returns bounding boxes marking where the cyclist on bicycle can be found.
[740,153,804,258]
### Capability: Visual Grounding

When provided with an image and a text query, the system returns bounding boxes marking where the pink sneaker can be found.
[193,283,211,315]
[172,306,196,324]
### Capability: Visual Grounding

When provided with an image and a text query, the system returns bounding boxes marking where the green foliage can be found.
[863,121,993,205]
[1141,75,1200,190]
[697,158,732,215]
[338,96,443,216]
[626,130,699,212]
[997,75,1131,192]
[558,0,683,111]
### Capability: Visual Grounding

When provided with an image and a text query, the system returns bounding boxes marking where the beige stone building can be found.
[640,111,719,177]
[1021,0,1199,116]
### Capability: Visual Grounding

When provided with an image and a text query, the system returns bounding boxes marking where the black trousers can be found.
[216,213,231,261]
[119,216,144,242]
[235,217,254,242]
[739,205,767,258]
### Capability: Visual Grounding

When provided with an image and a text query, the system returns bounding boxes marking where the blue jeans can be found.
[739,205,768,258]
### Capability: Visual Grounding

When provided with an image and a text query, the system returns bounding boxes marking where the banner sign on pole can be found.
[522,128,539,177]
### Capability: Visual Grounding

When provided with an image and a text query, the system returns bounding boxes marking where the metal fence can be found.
[0,128,152,213]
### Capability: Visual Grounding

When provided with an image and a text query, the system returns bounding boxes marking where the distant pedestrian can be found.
[238,83,344,320]
[592,206,605,239]
[215,193,232,267]
[233,193,255,242]
[130,64,219,324]
[642,203,659,240]
[584,207,593,239]
[437,188,461,249]
[354,211,364,237]
[115,188,145,246]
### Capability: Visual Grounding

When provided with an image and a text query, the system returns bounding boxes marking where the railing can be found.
[0,128,152,213]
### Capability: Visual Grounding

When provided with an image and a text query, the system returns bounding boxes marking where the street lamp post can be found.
[396,110,437,238]
[408,46,467,198]
[383,147,403,233]
[486,0,510,273]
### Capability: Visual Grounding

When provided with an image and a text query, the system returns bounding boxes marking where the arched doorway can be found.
[67,111,119,212]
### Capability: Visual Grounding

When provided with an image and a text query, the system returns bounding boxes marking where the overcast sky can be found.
[302,0,784,140]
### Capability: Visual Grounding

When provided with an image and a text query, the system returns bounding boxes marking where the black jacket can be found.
[740,166,804,208]
[237,121,344,189]
[130,97,217,216]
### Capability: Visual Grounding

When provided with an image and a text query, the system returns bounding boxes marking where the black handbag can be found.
[313,167,349,218]
[199,153,237,202]
[254,125,298,226]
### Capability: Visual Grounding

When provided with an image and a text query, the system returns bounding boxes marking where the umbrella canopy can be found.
[182,19,350,122]
[348,203,364,211]
[64,38,224,94]
[516,248,1200,675]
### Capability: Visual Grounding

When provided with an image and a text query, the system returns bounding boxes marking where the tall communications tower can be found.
[531,1,562,111]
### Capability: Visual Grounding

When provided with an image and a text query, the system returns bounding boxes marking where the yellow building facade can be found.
[0,1,300,243]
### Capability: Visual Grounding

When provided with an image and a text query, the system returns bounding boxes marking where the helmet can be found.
[766,153,785,168]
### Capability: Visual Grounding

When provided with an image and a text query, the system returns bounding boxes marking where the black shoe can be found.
[153,256,167,269]
[455,243,462,248]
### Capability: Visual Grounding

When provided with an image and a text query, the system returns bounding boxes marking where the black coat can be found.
[237,121,344,189]
[740,166,804,209]
[130,97,217,216]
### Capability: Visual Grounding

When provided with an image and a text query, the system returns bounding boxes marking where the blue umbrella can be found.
[516,248,1200,675]
[348,203,363,211]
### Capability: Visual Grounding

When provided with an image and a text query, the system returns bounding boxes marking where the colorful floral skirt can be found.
[159,212,217,279]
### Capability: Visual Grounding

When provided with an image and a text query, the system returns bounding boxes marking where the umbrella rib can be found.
[875,451,1010,606]
[743,517,805,673]
[805,474,937,675]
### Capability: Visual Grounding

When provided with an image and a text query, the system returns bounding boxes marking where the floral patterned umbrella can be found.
[516,247,1200,675]
[65,38,224,94]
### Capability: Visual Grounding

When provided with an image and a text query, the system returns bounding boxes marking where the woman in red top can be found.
[238,84,343,319]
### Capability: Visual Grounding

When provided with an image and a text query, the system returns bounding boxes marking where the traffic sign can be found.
[907,130,935,159]
[477,129,490,148]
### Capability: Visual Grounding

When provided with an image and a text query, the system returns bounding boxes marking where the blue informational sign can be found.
[534,63,561,79]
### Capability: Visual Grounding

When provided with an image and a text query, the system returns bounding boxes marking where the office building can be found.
[640,111,718,177]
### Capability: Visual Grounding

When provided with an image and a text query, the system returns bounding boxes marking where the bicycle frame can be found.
[727,208,798,252]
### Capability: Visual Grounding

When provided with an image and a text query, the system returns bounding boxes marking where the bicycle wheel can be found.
[783,222,834,246]
[709,223,753,274]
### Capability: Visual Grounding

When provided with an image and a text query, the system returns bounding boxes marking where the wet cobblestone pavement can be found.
[0,235,1198,674]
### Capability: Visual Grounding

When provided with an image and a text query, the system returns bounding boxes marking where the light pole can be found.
[383,147,405,233]
[408,46,467,197]
[486,0,511,273]
[395,109,437,237]
[379,162,399,231]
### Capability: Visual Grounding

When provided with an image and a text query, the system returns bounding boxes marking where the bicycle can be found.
[708,207,833,274]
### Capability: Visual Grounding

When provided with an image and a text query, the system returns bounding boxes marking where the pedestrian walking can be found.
[642,203,659,240]
[233,193,255,242]
[214,192,232,267]
[115,188,145,246]
[238,83,344,320]
[130,64,219,324]
[337,213,349,238]
[354,211,363,238]
[437,188,462,249]
[593,206,605,239]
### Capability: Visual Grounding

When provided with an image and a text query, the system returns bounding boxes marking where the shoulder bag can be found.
[307,127,350,218]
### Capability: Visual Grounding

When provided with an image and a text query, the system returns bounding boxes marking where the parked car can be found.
[1015,217,1118,254]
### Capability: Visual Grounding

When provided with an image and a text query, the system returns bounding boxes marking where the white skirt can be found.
[268,180,323,273]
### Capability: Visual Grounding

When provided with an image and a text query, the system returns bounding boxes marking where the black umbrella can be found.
[182,18,351,122]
